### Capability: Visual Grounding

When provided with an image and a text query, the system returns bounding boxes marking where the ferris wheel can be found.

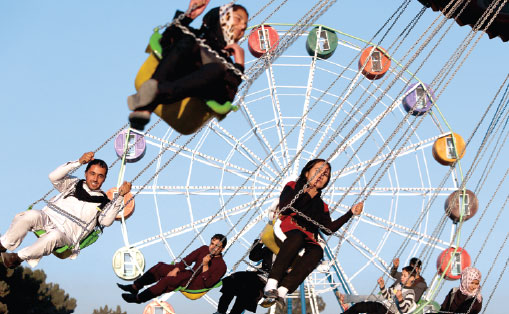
[109,23,473,313]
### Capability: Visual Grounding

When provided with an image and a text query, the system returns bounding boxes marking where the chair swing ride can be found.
[23,0,509,313]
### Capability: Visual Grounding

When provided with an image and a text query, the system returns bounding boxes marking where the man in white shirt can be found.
[0,152,131,268]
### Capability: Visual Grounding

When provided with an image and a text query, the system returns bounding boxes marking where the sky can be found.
[1,1,509,314]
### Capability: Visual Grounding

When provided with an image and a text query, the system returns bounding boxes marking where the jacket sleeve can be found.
[380,286,390,300]
[390,266,399,278]
[48,160,81,193]
[322,210,353,234]
[196,258,226,288]
[160,10,195,51]
[440,289,453,311]
[97,196,124,228]
[279,184,312,216]
[398,290,416,313]
[176,246,204,270]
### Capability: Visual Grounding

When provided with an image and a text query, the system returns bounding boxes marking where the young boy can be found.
[390,257,428,301]
[340,266,417,314]
[118,234,227,303]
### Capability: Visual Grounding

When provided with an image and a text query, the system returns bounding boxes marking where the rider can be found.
[128,0,249,130]
[118,234,227,304]
[0,152,131,268]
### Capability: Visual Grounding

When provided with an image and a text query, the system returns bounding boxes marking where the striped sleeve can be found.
[380,286,390,300]
[399,290,416,313]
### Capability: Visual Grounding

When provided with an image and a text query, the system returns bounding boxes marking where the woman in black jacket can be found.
[440,267,482,314]
[128,0,248,130]
[263,159,363,306]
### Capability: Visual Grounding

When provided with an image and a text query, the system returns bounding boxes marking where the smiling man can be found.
[0,152,131,268]
[117,234,227,304]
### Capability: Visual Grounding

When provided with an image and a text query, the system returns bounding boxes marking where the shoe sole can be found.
[129,113,150,131]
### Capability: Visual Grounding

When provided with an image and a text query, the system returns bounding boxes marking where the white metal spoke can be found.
[264,54,291,166]
[143,133,273,184]
[209,120,279,177]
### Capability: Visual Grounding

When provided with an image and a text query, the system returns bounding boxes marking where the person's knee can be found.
[13,210,38,224]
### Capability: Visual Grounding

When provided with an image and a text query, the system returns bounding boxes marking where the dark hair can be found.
[402,265,417,278]
[212,234,227,248]
[296,159,331,191]
[232,4,249,18]
[409,257,422,268]
[85,159,108,177]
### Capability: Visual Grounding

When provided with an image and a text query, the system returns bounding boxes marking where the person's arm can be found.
[176,245,204,270]
[471,299,483,314]
[97,181,132,228]
[398,290,416,313]
[378,277,390,300]
[390,258,400,278]
[195,258,226,288]
[49,152,95,192]
[324,210,353,234]
[324,202,363,234]
[279,184,311,216]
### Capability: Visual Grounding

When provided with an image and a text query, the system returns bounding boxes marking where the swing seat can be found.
[175,281,223,300]
[28,206,101,259]
[412,299,440,314]
[134,29,238,135]
[33,228,101,259]
[261,220,281,255]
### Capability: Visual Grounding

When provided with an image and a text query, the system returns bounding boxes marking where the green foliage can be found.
[92,305,127,314]
[0,263,76,314]
[267,290,326,314]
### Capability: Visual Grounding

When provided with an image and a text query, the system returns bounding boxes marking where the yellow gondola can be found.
[133,29,238,135]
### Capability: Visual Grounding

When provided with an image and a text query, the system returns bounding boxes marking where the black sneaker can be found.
[1,252,22,269]
[129,111,151,131]
[117,283,138,294]
[121,293,141,304]
[264,289,279,299]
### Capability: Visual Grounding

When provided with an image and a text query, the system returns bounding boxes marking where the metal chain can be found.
[28,123,129,209]
[480,255,509,314]
[165,0,340,266]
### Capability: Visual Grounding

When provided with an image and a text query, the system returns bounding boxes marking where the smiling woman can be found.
[263,159,363,306]
[127,0,249,131]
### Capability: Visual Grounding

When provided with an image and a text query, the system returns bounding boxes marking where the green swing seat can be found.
[28,206,101,259]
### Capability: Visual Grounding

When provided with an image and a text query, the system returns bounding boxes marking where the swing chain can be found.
[173,19,248,80]
[155,3,247,80]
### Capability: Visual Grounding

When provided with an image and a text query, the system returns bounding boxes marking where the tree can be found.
[92,305,127,314]
[267,290,326,314]
[0,262,76,314]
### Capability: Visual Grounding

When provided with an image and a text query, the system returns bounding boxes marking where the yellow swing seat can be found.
[133,30,237,135]
[175,280,223,300]
[261,220,282,255]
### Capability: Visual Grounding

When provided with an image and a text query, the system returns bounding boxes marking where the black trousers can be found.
[217,271,265,314]
[268,229,323,293]
[344,302,392,314]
